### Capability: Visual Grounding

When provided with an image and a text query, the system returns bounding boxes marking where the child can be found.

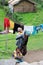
[16,27,24,48]
[16,29,30,56]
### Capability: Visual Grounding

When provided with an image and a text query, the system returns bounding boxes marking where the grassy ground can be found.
[19,9,43,25]
[0,8,43,58]
[0,32,43,51]
[28,31,43,50]
[0,33,16,59]
[0,31,43,58]
[0,9,6,30]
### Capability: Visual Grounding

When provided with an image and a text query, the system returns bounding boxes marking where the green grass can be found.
[0,8,6,30]
[19,9,43,25]
[0,34,16,51]
[0,31,43,58]
[28,31,43,50]
[0,33,16,59]
[0,32,43,51]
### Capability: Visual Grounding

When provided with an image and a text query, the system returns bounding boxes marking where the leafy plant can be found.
[11,12,23,23]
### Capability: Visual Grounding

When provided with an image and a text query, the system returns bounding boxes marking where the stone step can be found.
[19,62,30,65]
[0,59,16,65]
[39,61,43,65]
[0,59,43,65]
[30,62,39,65]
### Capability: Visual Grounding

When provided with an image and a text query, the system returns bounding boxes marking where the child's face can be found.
[17,28,22,32]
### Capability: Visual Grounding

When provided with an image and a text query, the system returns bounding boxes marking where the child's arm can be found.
[16,35,23,40]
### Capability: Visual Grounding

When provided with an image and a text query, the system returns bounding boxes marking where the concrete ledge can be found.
[39,61,43,65]
[19,62,30,65]
[30,62,39,65]
[0,59,43,65]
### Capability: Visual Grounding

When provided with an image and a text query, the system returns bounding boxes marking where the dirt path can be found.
[24,50,43,63]
[0,50,43,65]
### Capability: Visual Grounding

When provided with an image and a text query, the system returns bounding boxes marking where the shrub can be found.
[41,3,43,8]
[4,6,12,17]
[12,12,23,23]
[0,4,3,9]
[36,4,42,10]
[4,1,8,6]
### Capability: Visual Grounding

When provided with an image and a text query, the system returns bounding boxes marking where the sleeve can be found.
[16,34,23,40]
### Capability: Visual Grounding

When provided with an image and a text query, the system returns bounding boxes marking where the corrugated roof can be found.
[8,0,35,6]
[8,0,20,5]
[8,0,13,3]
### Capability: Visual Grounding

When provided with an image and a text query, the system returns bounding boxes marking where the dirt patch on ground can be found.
[24,50,43,63]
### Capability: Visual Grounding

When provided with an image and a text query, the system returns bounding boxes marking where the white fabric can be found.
[9,4,13,8]
[24,26,34,34]
[9,4,13,13]
[9,30,13,33]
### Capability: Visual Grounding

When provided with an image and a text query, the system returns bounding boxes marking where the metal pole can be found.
[5,34,8,51]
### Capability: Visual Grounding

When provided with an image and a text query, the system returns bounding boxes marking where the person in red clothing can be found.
[4,18,10,33]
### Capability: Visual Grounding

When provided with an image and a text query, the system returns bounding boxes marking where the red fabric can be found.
[4,18,10,29]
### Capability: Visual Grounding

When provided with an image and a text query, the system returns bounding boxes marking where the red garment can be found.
[4,18,10,29]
